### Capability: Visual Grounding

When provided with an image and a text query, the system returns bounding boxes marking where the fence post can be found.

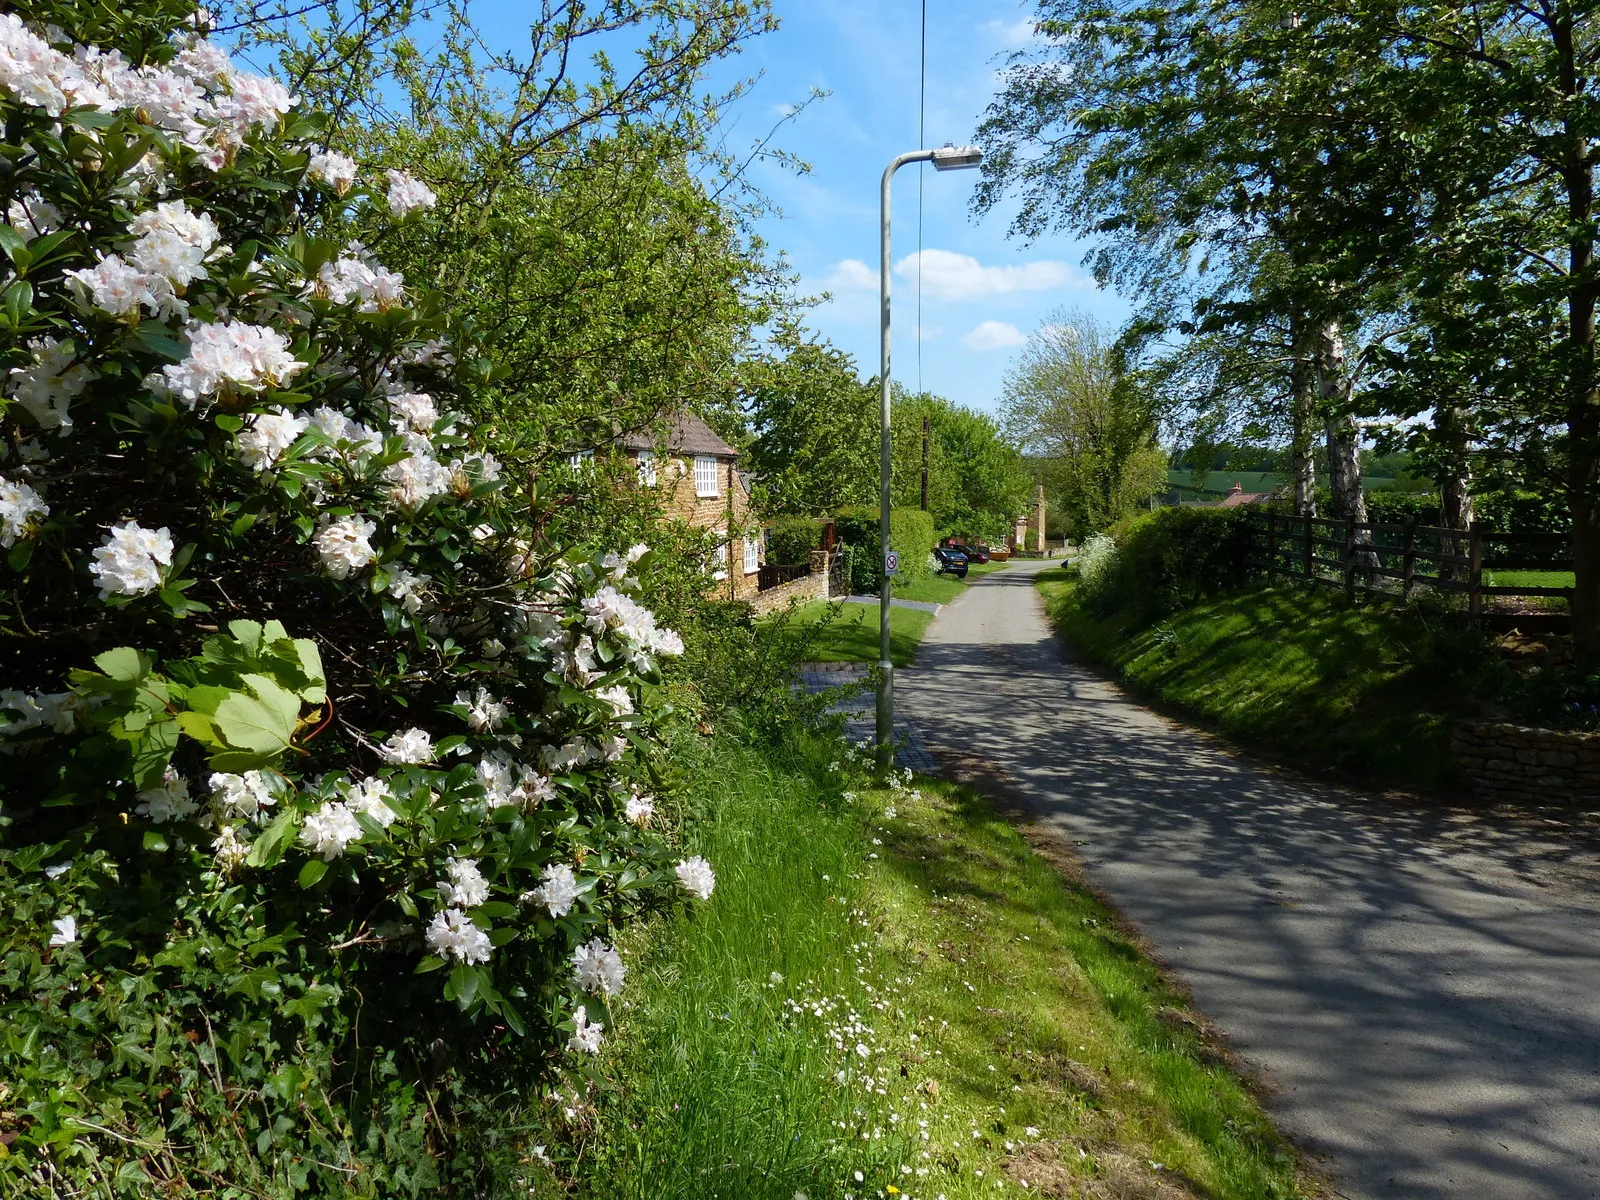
[1468,522,1484,617]
[1343,519,1357,600]
[1302,516,1313,581]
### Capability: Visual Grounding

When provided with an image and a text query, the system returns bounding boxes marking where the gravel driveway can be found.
[897,557,1600,1200]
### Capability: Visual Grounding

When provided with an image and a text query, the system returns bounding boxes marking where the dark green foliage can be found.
[832,507,935,593]
[1091,508,1254,622]
[766,516,826,566]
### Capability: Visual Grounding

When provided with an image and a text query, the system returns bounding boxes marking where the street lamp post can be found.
[876,143,983,768]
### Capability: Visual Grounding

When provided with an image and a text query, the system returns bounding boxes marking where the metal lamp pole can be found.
[876,143,983,768]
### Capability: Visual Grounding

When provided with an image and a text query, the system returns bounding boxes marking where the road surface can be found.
[897,557,1600,1200]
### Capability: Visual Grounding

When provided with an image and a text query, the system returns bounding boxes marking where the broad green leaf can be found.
[212,675,300,755]
[94,646,147,683]
[245,809,298,868]
[297,859,328,888]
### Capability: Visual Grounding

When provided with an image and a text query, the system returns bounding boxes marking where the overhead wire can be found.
[917,0,927,397]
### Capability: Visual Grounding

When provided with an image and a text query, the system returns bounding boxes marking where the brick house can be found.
[614,410,762,602]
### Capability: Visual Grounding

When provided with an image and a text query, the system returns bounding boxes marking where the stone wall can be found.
[747,560,829,615]
[1451,720,1600,805]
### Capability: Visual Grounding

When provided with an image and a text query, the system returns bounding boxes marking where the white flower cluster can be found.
[568,1004,604,1054]
[210,770,279,822]
[160,321,305,406]
[580,583,685,667]
[0,14,296,162]
[307,148,358,193]
[379,726,434,764]
[675,855,716,901]
[315,515,379,580]
[425,908,492,963]
[531,862,580,917]
[0,475,48,547]
[135,767,199,823]
[66,200,226,321]
[456,687,508,733]
[385,169,437,217]
[572,938,625,996]
[316,250,405,311]
[300,799,363,860]
[89,520,173,598]
[0,689,80,739]
[236,406,309,471]
[439,855,490,907]
[6,337,93,434]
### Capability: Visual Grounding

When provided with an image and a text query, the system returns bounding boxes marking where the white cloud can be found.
[895,249,1087,301]
[822,258,877,291]
[981,17,1038,47]
[962,320,1028,351]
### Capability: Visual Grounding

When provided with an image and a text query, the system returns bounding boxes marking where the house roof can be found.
[617,409,738,458]
[1214,482,1273,508]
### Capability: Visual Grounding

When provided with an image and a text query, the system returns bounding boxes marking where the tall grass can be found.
[577,732,915,1199]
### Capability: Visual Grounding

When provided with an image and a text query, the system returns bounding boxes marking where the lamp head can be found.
[930,143,983,171]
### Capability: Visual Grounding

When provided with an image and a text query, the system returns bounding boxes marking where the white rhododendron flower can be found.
[342,776,398,826]
[300,800,364,859]
[89,520,173,598]
[439,856,489,907]
[379,727,434,764]
[457,687,508,732]
[531,862,579,917]
[314,514,378,579]
[572,938,625,997]
[306,405,383,456]
[0,690,81,737]
[567,1004,604,1054]
[513,767,555,807]
[212,70,296,132]
[212,824,250,870]
[49,915,78,947]
[8,190,61,235]
[0,475,48,547]
[6,337,93,434]
[475,755,516,809]
[384,564,431,613]
[65,253,185,319]
[235,406,309,471]
[306,148,358,193]
[593,685,633,717]
[316,252,404,311]
[209,770,278,822]
[623,790,654,827]
[134,767,198,823]
[385,169,436,216]
[127,200,222,286]
[382,452,454,509]
[425,908,492,963]
[675,856,716,901]
[386,391,437,431]
[160,321,305,406]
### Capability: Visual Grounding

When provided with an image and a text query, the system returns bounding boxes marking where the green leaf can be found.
[446,965,481,1008]
[0,225,28,266]
[297,859,328,888]
[134,328,186,361]
[212,675,300,755]
[7,540,34,571]
[413,954,446,974]
[142,831,169,852]
[3,280,33,326]
[245,809,298,868]
[488,926,519,947]
[215,414,244,433]
[94,646,147,683]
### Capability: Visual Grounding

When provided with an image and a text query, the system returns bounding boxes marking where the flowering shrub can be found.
[0,3,711,1192]
[1075,532,1120,595]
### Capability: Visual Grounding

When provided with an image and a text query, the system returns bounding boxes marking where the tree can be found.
[741,319,880,515]
[890,390,1032,544]
[1001,312,1168,537]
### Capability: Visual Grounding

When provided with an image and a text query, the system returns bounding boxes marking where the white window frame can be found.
[743,530,760,575]
[694,454,720,498]
[569,449,593,470]
[636,449,656,486]
[712,534,728,581]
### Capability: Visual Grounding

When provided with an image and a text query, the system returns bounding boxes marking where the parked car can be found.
[946,541,990,564]
[932,546,969,578]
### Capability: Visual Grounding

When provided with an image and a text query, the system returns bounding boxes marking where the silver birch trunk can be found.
[1289,313,1317,517]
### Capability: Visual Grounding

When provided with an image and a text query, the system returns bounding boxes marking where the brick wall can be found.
[1451,720,1600,805]
[632,451,760,602]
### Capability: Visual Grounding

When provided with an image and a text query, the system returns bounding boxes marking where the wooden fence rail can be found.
[1242,510,1575,626]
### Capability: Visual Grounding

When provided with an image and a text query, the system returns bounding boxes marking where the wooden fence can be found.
[1242,510,1574,623]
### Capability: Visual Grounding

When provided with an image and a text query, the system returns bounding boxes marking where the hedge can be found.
[1088,507,1255,622]
[833,507,936,593]
[767,516,826,566]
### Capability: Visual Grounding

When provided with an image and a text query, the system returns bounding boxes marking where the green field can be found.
[536,729,1316,1199]
[1483,569,1575,590]
[1166,469,1412,496]
[890,558,1009,605]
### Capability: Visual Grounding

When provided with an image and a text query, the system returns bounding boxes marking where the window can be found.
[636,450,656,486]
[712,535,728,581]
[743,530,760,575]
[694,454,719,498]
[568,449,593,470]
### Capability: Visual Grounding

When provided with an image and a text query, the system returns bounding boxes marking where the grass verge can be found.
[1036,568,1490,793]
[526,728,1316,1199]
[787,600,935,666]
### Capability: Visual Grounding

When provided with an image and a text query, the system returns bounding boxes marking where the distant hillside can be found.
[1166,469,1427,498]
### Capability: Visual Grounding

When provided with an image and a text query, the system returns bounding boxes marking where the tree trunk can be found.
[1315,317,1367,524]
[1435,405,1474,582]
[1290,314,1317,517]
[1557,14,1600,665]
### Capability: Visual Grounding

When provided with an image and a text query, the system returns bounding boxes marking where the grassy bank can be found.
[1037,569,1488,793]
[526,729,1315,1199]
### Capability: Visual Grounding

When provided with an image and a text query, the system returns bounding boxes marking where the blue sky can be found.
[696,0,1132,416]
